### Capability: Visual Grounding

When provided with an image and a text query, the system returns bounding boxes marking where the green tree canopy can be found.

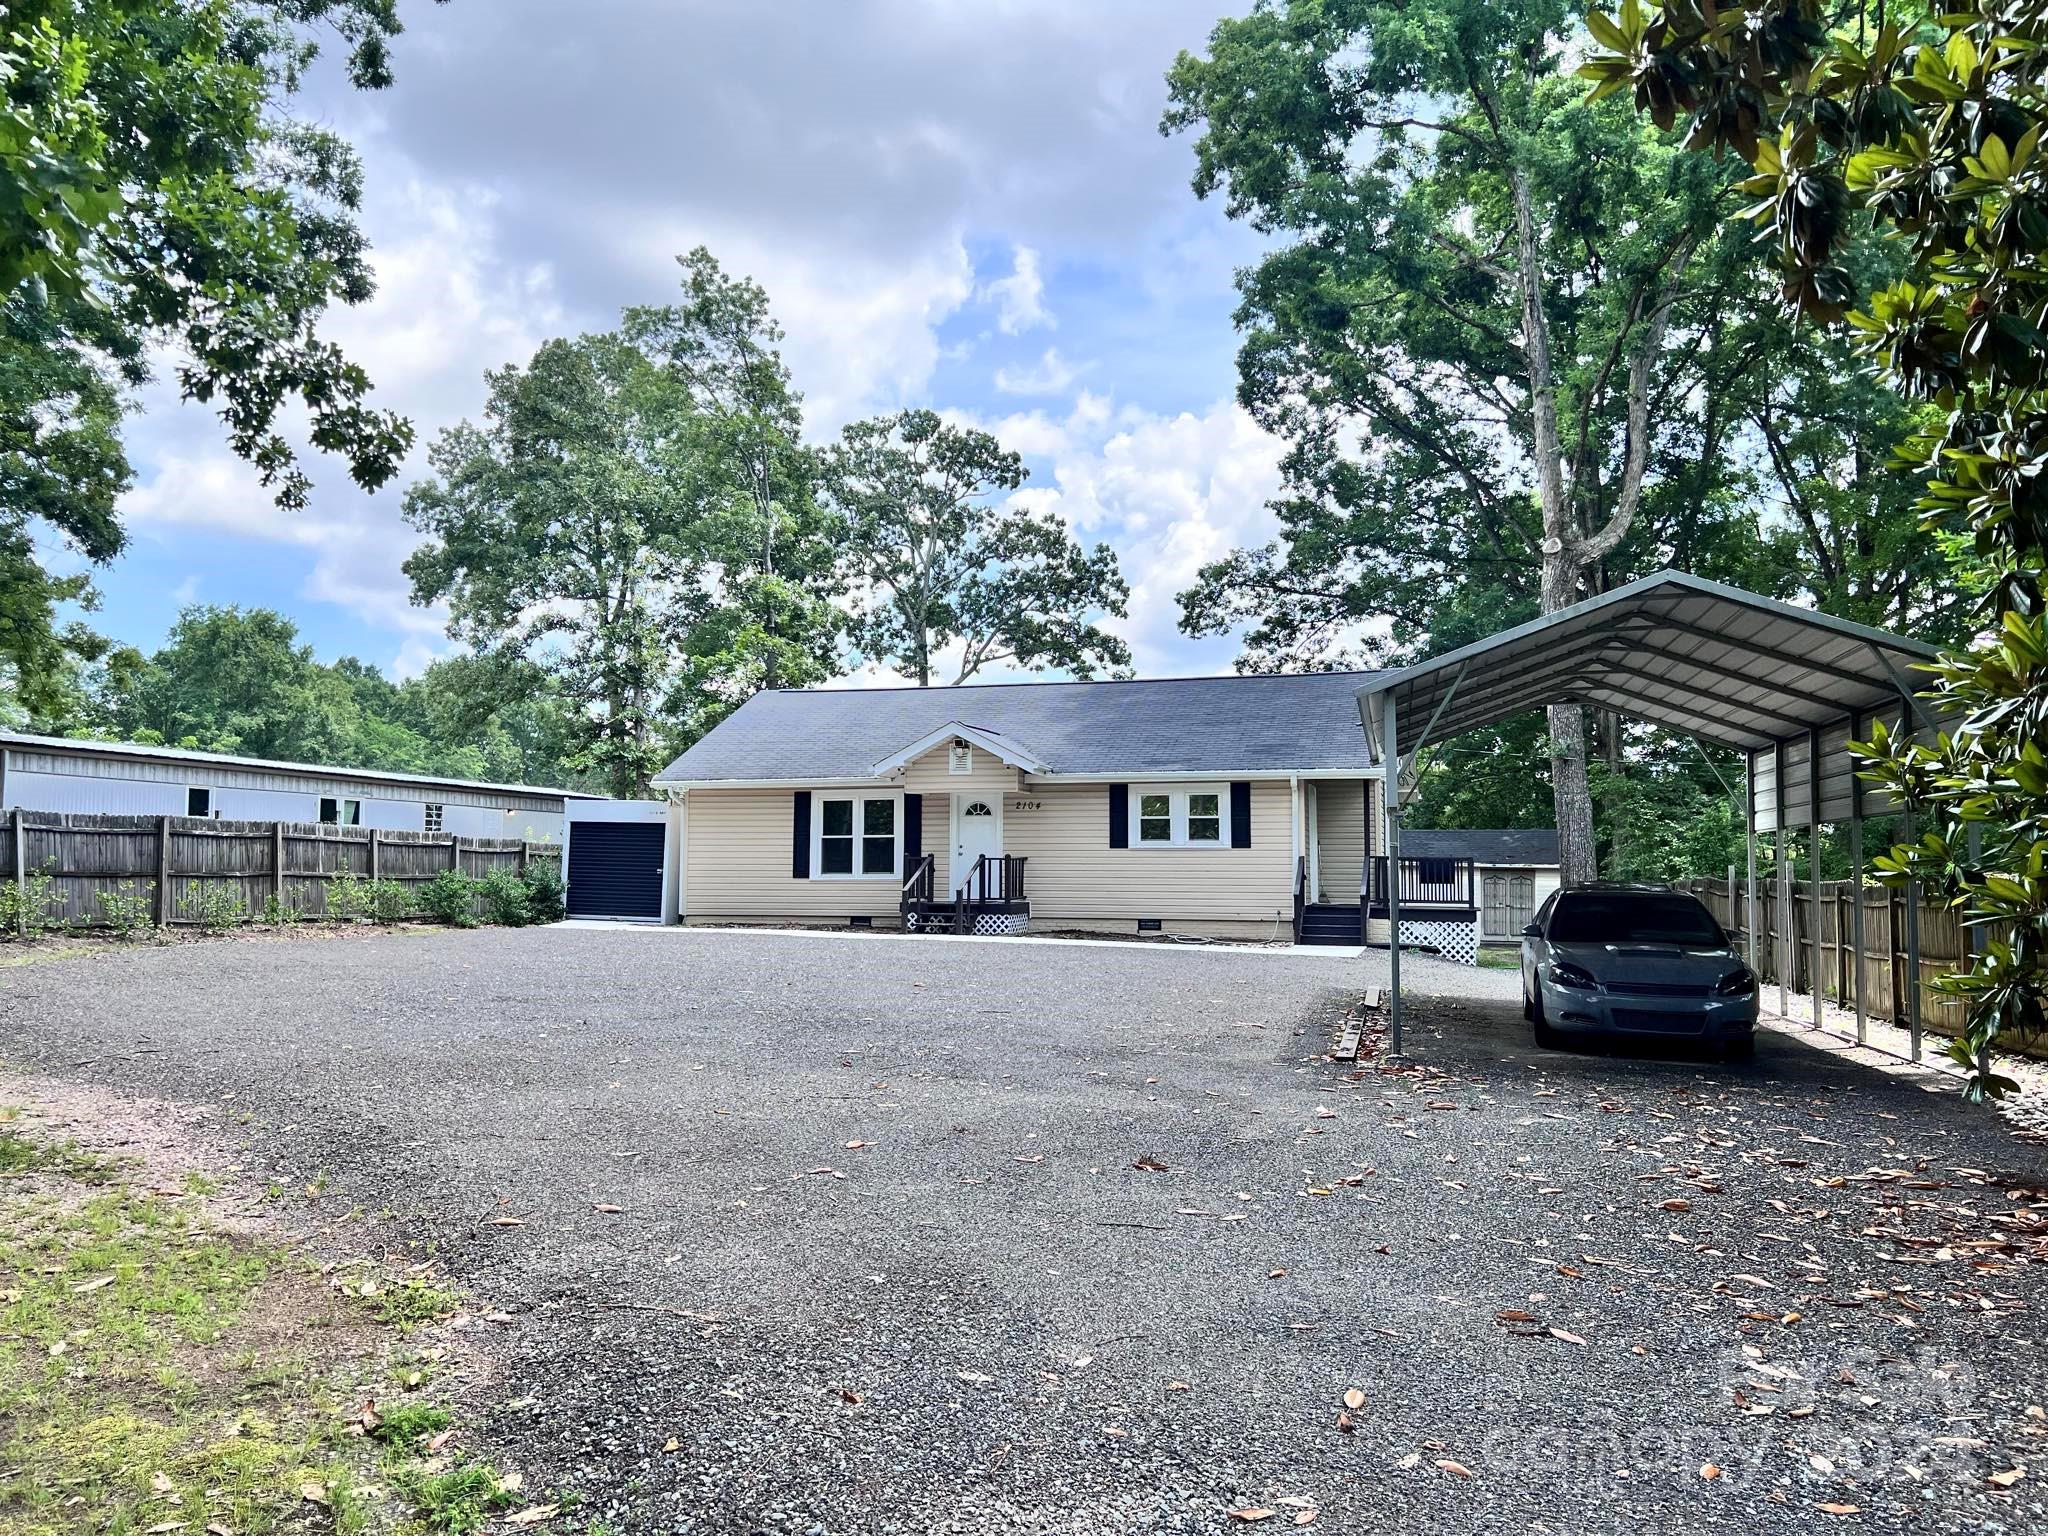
[1582,0,2048,1089]
[0,0,427,711]
[405,251,844,795]
[823,408,1129,686]
[1163,0,1967,879]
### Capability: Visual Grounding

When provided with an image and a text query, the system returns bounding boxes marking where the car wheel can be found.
[1530,990,1561,1050]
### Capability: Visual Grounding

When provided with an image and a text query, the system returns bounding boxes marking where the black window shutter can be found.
[902,793,923,871]
[792,791,812,878]
[1108,783,1128,848]
[1230,782,1252,848]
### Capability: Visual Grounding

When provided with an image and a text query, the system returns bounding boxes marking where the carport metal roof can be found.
[1352,570,1946,1057]
[1354,570,1943,830]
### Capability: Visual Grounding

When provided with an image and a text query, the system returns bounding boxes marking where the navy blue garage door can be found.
[566,821,664,919]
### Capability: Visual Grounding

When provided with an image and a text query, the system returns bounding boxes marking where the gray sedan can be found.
[1520,884,1758,1059]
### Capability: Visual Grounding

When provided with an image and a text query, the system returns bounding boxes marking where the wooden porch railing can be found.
[900,852,937,929]
[960,853,1028,933]
[1367,856,1476,910]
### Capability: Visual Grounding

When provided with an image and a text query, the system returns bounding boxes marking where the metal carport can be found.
[1354,570,1946,1056]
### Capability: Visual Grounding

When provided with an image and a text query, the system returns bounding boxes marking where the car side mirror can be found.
[1520,922,1543,939]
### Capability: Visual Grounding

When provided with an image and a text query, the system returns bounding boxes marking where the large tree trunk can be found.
[1541,551,1599,885]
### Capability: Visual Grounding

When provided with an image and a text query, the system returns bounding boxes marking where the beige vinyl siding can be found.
[1314,779,1368,902]
[684,787,902,922]
[1007,779,1295,928]
[683,743,1020,921]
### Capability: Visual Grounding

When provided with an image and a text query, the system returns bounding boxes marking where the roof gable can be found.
[656,672,1384,785]
[869,721,1050,777]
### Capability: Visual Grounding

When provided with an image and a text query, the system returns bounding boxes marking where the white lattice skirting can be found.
[972,912,1029,936]
[1398,916,1479,966]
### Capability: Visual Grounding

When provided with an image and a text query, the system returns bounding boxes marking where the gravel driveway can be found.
[3,926,2044,1534]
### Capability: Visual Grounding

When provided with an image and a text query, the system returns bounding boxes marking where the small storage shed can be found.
[1400,828,1561,941]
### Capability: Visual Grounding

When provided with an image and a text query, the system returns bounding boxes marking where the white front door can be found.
[951,794,1003,897]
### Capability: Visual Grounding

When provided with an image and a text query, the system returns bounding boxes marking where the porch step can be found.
[1299,903,1363,946]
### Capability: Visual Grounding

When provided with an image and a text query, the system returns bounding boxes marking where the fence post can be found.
[518,841,529,876]
[155,815,171,927]
[450,835,462,874]
[273,820,287,917]
[369,827,381,883]
[10,807,24,936]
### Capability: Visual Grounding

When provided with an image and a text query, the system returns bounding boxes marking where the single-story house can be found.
[0,731,593,842]
[650,672,1482,945]
[1398,828,1561,942]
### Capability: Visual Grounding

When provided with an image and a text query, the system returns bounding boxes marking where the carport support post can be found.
[1849,711,1867,1046]
[1774,739,1790,1019]
[1744,756,1759,972]
[1808,726,1824,1030]
[1382,696,1403,1055]
[1904,803,1923,1062]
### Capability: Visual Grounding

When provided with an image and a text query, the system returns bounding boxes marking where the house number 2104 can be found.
[1009,800,1044,812]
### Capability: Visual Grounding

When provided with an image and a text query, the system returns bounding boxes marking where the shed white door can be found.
[951,795,1002,897]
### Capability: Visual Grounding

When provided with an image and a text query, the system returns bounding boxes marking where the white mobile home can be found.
[0,732,592,842]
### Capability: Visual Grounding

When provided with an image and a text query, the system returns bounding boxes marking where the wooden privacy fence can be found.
[1,810,561,929]
[1681,875,1970,1045]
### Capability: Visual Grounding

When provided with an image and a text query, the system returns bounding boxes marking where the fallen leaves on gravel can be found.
[1988,1466,2026,1488]
[1817,1503,1861,1516]
[1434,1459,1474,1478]
[592,1202,623,1214]
[1133,1156,1170,1172]
[505,1505,558,1526]
[1342,1388,1365,1410]
[1227,1509,1274,1523]
[1700,1463,1721,1480]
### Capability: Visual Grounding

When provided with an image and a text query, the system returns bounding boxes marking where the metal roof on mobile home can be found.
[0,732,598,812]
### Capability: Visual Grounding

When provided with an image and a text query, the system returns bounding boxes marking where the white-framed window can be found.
[319,796,361,826]
[1130,784,1229,848]
[423,802,445,834]
[815,793,900,879]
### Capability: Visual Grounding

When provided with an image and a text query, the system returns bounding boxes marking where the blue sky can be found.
[90,1,1292,685]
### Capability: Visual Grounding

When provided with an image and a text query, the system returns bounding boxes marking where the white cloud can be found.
[1001,397,1289,675]
[119,171,564,666]
[983,245,1054,334]
[623,221,976,433]
[993,347,1086,396]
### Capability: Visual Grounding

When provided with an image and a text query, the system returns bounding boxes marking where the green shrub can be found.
[326,867,372,923]
[366,878,414,924]
[191,884,247,935]
[477,868,530,928]
[260,892,304,926]
[0,865,63,940]
[95,880,156,939]
[520,859,566,924]
[414,870,479,928]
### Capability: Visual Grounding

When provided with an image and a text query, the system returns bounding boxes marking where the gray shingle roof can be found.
[1401,827,1559,867]
[656,672,1386,784]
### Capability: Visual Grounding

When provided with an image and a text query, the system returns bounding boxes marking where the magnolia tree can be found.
[1584,0,2048,1093]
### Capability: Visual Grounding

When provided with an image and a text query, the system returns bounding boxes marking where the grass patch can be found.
[363,1278,462,1330]
[393,1461,521,1534]
[1475,945,1523,970]
[0,1114,521,1536]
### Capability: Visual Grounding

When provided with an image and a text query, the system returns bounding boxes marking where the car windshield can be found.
[1548,892,1725,947]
